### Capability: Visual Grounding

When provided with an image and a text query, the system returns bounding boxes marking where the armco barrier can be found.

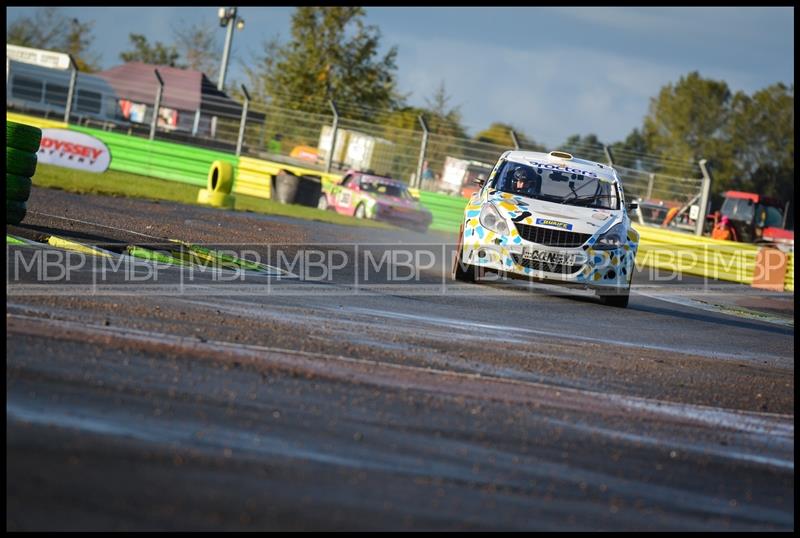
[634,226,759,285]
[235,156,341,200]
[69,126,237,187]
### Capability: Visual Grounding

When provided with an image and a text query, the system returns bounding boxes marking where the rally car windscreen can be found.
[361,181,414,200]
[491,160,619,210]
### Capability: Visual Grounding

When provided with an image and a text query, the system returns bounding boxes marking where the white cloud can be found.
[392,33,770,148]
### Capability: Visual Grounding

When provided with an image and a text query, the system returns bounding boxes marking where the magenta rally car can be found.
[318,171,433,233]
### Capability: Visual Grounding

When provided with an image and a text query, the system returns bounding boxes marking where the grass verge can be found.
[31,163,394,230]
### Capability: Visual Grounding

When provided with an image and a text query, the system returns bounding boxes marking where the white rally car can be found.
[452,150,639,307]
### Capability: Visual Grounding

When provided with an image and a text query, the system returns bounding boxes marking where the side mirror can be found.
[474,178,486,187]
[626,202,638,212]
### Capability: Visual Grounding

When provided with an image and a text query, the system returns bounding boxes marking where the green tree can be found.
[726,83,794,202]
[246,7,401,119]
[609,128,648,169]
[120,34,180,66]
[473,122,545,152]
[559,133,606,163]
[173,22,220,79]
[7,8,100,71]
[423,81,467,138]
[641,71,735,183]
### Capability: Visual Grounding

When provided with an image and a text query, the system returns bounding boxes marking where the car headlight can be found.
[479,203,509,235]
[594,222,626,250]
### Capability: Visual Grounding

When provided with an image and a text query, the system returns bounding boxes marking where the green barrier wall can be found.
[11,113,792,291]
[70,126,237,187]
[417,191,468,232]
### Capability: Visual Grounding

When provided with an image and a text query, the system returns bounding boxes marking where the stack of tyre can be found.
[7,121,42,225]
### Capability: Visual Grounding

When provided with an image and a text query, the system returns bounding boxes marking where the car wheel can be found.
[317,194,329,210]
[354,203,367,219]
[451,225,482,283]
[598,282,631,308]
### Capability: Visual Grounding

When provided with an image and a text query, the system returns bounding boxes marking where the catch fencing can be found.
[7,60,710,225]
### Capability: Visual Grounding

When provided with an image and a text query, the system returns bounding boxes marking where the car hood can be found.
[485,190,619,235]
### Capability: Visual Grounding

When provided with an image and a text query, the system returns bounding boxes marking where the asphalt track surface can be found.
[6,188,794,531]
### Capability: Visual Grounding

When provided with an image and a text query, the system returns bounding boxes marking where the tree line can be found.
[7,7,794,203]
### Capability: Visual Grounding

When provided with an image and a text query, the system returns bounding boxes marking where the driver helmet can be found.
[513,167,532,183]
[512,166,539,193]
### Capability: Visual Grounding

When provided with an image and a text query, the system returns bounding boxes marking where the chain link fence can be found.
[7,59,711,232]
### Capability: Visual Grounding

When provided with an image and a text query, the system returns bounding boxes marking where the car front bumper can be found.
[460,222,637,289]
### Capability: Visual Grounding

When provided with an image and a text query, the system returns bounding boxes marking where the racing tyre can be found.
[317,194,329,210]
[7,121,43,153]
[7,174,32,202]
[6,147,38,177]
[452,244,483,283]
[598,284,631,308]
[354,202,367,219]
[7,199,27,225]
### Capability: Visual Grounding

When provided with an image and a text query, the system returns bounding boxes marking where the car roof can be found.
[356,173,406,187]
[503,150,618,183]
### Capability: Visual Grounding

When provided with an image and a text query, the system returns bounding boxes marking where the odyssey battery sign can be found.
[37,129,111,173]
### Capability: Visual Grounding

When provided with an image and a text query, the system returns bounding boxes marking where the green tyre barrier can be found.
[7,234,30,245]
[197,188,235,209]
[6,147,38,177]
[126,245,187,266]
[208,160,234,194]
[6,174,32,202]
[7,200,27,225]
[6,121,43,153]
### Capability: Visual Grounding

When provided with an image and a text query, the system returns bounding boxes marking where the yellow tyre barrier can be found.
[46,235,114,258]
[207,160,234,194]
[197,188,235,209]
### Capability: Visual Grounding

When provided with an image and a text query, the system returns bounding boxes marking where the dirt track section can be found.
[6,188,795,530]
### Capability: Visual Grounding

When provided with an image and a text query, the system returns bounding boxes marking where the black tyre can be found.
[6,174,32,202]
[598,283,631,308]
[7,121,43,153]
[451,235,483,283]
[274,171,301,204]
[7,199,27,225]
[7,147,38,177]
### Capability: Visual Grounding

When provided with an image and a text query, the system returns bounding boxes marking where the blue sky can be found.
[6,6,794,147]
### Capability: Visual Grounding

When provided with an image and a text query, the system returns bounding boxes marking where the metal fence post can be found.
[192,109,201,136]
[603,145,615,166]
[325,100,339,173]
[696,159,713,237]
[415,114,430,189]
[646,173,655,199]
[236,84,250,157]
[64,55,79,124]
[509,129,520,150]
[149,69,164,141]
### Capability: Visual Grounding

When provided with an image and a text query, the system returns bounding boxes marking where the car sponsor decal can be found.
[511,211,532,223]
[535,218,573,230]
[526,159,598,178]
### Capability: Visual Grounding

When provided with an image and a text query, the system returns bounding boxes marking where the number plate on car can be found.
[522,248,576,265]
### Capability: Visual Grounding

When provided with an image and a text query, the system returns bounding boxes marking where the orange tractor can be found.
[706,191,793,246]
